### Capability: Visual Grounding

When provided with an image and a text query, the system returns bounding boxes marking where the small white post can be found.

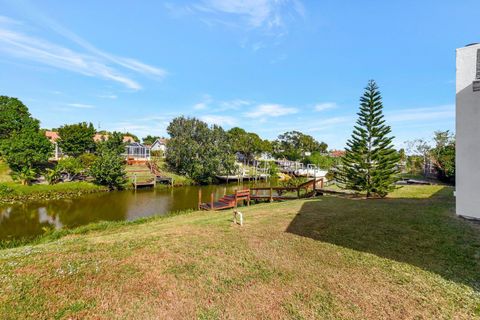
[233,210,243,226]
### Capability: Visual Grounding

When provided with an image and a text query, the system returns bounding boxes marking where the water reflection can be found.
[0,182,268,241]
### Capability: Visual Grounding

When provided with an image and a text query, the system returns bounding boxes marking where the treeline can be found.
[1,86,456,193]
[165,116,331,183]
[404,130,455,183]
[0,96,127,189]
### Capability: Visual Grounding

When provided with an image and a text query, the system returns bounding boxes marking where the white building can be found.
[150,139,167,153]
[124,142,150,162]
[456,43,480,220]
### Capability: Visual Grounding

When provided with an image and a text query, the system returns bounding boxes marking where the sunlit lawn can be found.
[0,185,479,319]
[0,161,12,183]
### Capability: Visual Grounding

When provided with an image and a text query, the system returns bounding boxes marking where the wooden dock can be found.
[147,161,174,186]
[199,178,324,211]
[199,189,251,211]
[132,175,156,189]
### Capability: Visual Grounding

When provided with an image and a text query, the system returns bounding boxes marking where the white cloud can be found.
[386,104,454,123]
[219,99,251,110]
[314,102,337,112]
[98,94,118,99]
[193,102,208,110]
[196,0,304,29]
[109,122,168,139]
[192,94,213,110]
[200,115,236,126]
[0,15,166,90]
[245,103,297,118]
[67,103,95,109]
[305,117,353,132]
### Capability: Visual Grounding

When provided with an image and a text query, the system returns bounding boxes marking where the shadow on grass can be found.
[286,186,480,290]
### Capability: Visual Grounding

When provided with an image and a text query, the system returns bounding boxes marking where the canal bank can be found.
[0,182,270,244]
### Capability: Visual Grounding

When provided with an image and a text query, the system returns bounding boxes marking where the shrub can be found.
[0,183,14,196]
[57,157,83,181]
[89,149,127,190]
[78,153,98,169]
[12,167,37,185]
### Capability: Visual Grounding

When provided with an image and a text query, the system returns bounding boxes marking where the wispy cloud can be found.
[98,94,118,99]
[219,99,251,111]
[67,103,95,109]
[200,114,236,126]
[386,104,454,123]
[245,103,298,118]
[314,102,337,112]
[194,0,305,29]
[192,94,213,110]
[193,102,208,110]
[0,14,166,90]
[168,0,305,49]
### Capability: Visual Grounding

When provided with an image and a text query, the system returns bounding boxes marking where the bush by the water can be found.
[89,148,127,190]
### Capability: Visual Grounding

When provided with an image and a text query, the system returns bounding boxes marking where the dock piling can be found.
[198,189,202,210]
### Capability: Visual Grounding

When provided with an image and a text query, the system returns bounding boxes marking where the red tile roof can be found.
[45,131,60,142]
[45,131,135,143]
[329,150,346,158]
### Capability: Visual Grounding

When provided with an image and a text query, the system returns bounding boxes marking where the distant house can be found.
[150,138,167,153]
[45,130,62,160]
[123,136,136,143]
[93,133,110,142]
[124,142,150,163]
[44,131,139,160]
[329,150,346,158]
[257,152,275,161]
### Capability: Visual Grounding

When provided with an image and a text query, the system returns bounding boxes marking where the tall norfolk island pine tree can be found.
[338,80,400,198]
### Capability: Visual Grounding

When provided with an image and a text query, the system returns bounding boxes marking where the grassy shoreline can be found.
[0,181,108,205]
[1,185,479,318]
[0,209,195,250]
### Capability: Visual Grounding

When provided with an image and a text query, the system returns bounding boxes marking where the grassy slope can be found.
[0,160,12,183]
[1,186,480,319]
[126,160,194,186]
[151,157,194,186]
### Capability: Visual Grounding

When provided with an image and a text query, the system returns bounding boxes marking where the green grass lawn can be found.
[0,185,479,319]
[0,160,12,183]
[150,157,194,186]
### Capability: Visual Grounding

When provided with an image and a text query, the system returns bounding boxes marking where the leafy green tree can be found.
[0,96,40,155]
[12,167,37,185]
[57,158,83,181]
[78,153,98,169]
[0,96,40,140]
[124,132,140,142]
[302,152,337,169]
[58,122,96,156]
[430,130,455,183]
[166,117,235,183]
[3,129,52,173]
[337,80,399,198]
[405,138,431,174]
[227,127,268,162]
[97,131,125,155]
[44,167,62,185]
[142,135,161,145]
[273,131,328,160]
[89,147,127,190]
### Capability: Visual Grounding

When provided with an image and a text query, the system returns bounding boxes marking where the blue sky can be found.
[0,0,477,149]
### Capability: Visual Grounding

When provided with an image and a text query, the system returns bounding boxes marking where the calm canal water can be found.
[0,182,272,241]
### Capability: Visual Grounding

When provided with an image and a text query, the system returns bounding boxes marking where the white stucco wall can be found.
[150,142,166,152]
[456,43,480,219]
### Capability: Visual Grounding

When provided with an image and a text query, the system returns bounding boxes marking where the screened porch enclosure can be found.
[124,142,150,161]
